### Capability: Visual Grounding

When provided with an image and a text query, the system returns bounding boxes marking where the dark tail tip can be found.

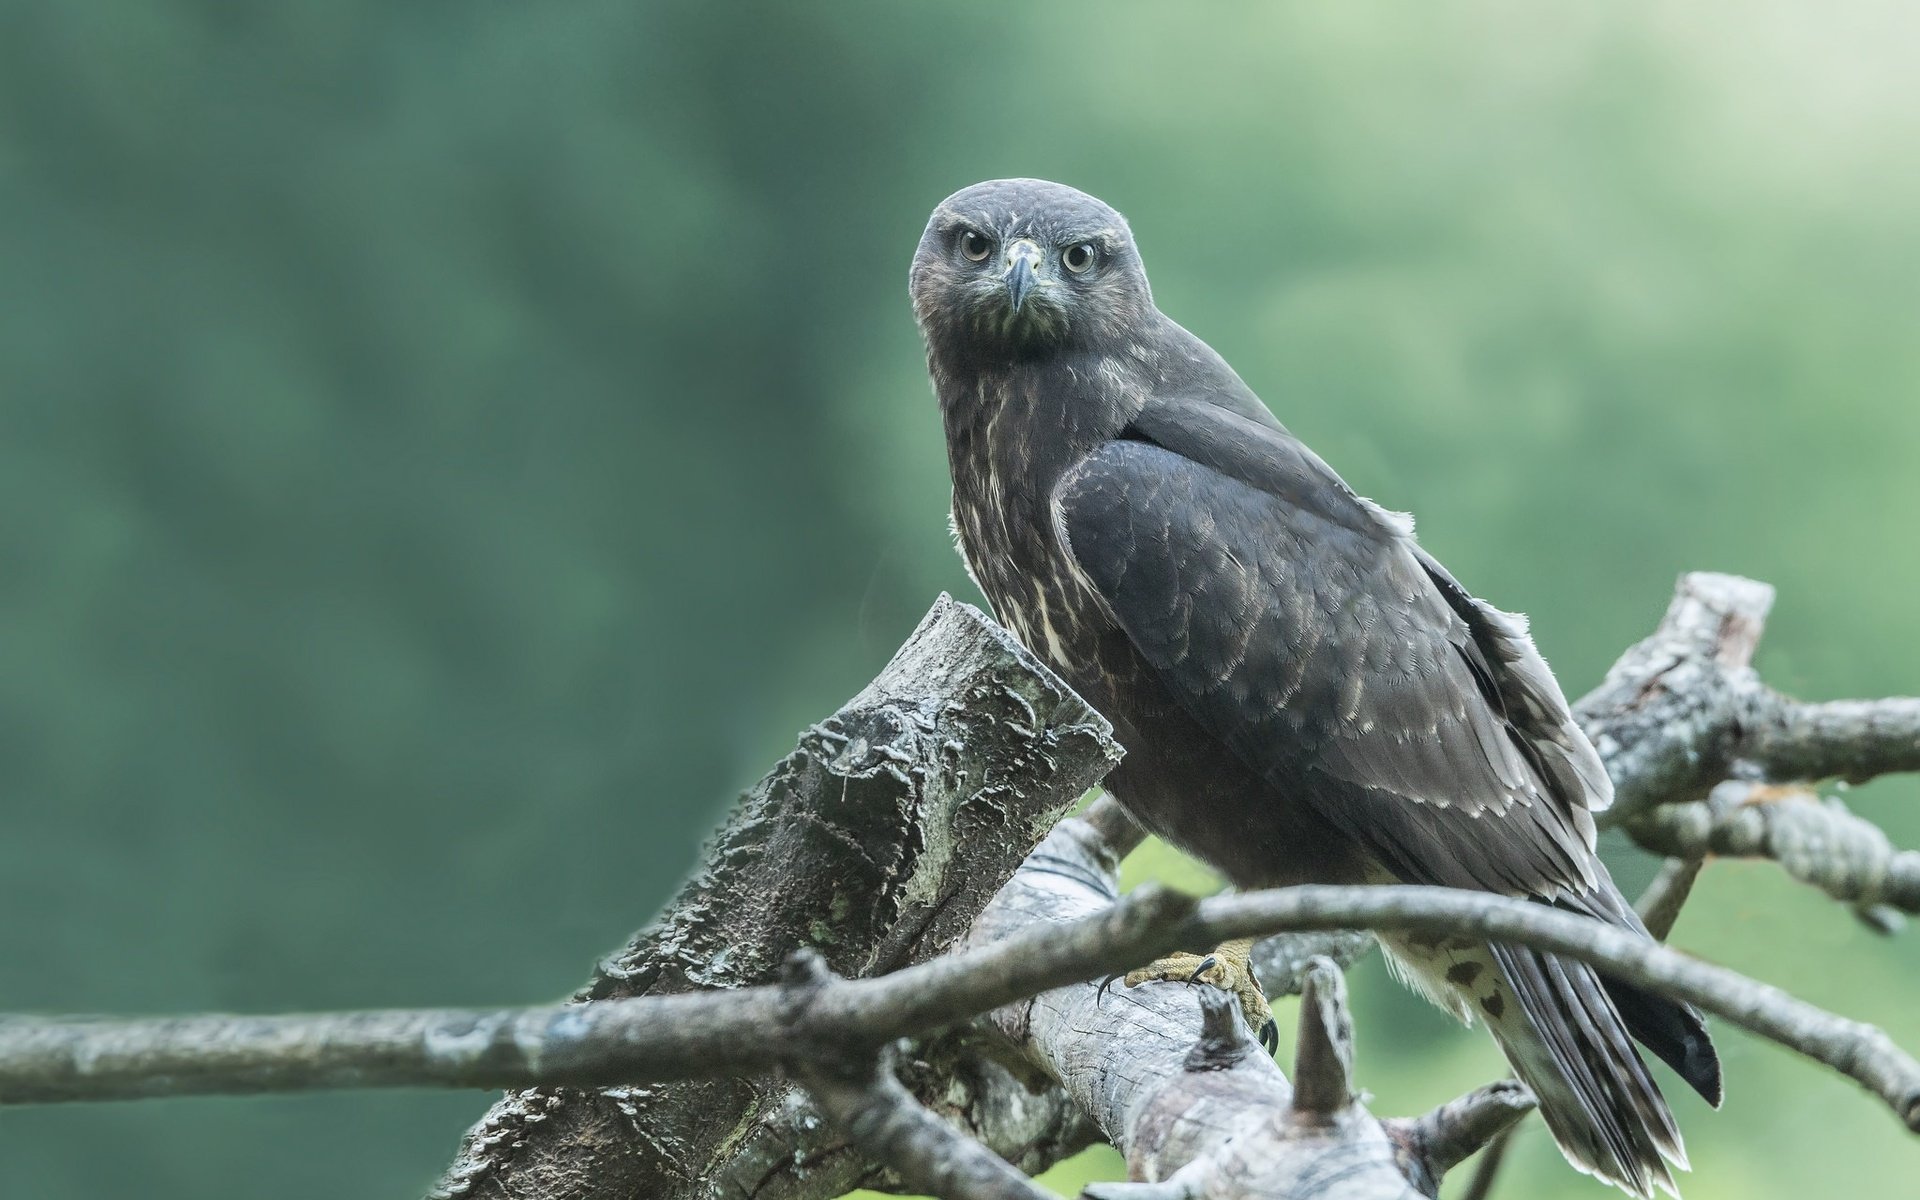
[1607,977,1724,1107]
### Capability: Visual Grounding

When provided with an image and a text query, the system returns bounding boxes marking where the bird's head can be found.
[910,179,1152,360]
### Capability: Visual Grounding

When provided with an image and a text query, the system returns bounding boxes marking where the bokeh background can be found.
[3,2,1918,1197]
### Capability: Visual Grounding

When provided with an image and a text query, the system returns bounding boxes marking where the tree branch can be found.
[802,1050,1055,1200]
[1576,573,1920,826]
[778,944,1055,1200]
[4,876,1914,1136]
[1401,1081,1535,1181]
[2,572,1913,1200]
[1738,697,1920,785]
[1630,781,1920,915]
[980,814,1526,1200]
[432,594,1122,1200]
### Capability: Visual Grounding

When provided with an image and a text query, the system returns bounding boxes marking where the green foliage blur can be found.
[3,3,1916,1197]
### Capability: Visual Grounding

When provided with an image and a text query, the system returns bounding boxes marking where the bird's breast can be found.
[950,489,1096,676]
[940,364,1132,683]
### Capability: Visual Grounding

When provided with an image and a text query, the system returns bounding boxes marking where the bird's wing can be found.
[1053,399,1611,900]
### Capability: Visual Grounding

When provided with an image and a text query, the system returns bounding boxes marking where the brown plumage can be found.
[910,178,1720,1197]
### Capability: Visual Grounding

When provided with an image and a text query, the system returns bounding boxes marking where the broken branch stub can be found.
[433,595,1120,1200]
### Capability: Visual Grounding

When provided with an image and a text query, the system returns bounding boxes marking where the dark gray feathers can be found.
[915,179,1720,1196]
[1055,406,1604,902]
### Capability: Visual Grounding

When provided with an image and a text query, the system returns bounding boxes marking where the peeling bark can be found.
[432,596,1120,1200]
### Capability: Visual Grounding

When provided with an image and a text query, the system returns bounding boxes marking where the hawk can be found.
[910,179,1720,1197]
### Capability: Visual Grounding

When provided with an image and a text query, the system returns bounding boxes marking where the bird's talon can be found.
[1120,940,1272,1046]
[1259,1018,1280,1056]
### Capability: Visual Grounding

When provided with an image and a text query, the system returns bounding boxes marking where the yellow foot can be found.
[1115,937,1277,1053]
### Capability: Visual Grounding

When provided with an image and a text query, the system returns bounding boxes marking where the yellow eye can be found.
[960,230,992,262]
[1062,242,1097,274]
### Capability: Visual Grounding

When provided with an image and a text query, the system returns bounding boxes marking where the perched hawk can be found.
[910,178,1720,1197]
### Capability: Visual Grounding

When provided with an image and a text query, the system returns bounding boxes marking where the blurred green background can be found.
[3,2,1917,1197]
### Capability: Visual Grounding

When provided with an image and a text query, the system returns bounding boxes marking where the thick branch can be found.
[433,594,1121,1200]
[980,816,1522,1200]
[1575,573,1920,825]
[1740,697,1920,784]
[1632,782,1920,914]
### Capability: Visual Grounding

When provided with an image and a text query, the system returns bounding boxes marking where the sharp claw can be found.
[1095,973,1121,1005]
[1260,1018,1279,1056]
[1185,954,1217,984]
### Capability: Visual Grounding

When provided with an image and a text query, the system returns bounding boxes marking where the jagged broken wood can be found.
[1578,574,1920,826]
[432,594,1123,1200]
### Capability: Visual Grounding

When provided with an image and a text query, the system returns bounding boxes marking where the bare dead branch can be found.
[432,594,1122,1200]
[981,813,1527,1200]
[801,1049,1055,1200]
[3,572,1910,1199]
[1082,1166,1206,1200]
[697,1030,1097,1200]
[1289,959,1356,1116]
[1577,573,1920,826]
[1630,782,1920,914]
[1635,856,1705,941]
[1400,1081,1535,1180]
[1084,792,1149,856]
[3,884,1915,1142]
[1739,697,1920,784]
[1200,886,1920,1132]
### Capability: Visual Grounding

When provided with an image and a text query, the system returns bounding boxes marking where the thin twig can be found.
[1456,1115,1516,1200]
[1636,856,1706,941]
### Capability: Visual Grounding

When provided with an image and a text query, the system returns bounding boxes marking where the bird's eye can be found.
[959,230,992,262]
[1062,242,1097,274]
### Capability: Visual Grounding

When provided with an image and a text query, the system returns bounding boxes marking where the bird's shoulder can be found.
[1059,377,1414,550]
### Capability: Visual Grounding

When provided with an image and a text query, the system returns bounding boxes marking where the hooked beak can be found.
[1003,240,1042,313]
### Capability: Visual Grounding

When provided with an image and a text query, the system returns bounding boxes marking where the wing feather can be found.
[1055,410,1607,901]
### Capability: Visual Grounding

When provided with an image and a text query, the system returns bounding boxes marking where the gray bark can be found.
[1632,781,1920,916]
[432,596,1121,1200]
[977,812,1530,1200]
[0,572,1912,1200]
[1578,573,1920,827]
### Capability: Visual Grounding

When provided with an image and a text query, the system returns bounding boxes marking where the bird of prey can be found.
[910,178,1721,1197]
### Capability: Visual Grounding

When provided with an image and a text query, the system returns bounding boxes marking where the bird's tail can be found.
[1381,882,1721,1197]
[1484,942,1695,1198]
